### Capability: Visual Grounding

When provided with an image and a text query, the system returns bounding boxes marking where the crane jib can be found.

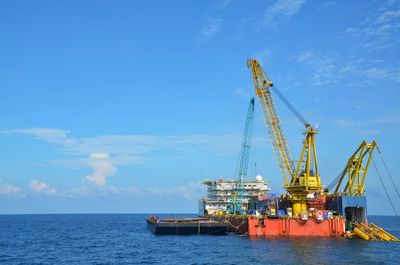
[247,59,295,188]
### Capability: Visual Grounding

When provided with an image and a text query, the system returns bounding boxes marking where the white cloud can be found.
[375,10,400,24]
[52,154,145,171]
[200,17,222,41]
[0,129,167,157]
[62,183,121,198]
[0,128,253,191]
[0,129,244,158]
[318,1,335,10]
[134,182,206,201]
[293,50,400,87]
[322,112,400,135]
[74,135,161,155]
[263,0,306,26]
[164,134,243,155]
[365,67,391,79]
[61,182,205,201]
[0,129,161,156]
[86,153,117,186]
[344,4,400,48]
[295,50,314,63]
[0,128,69,143]
[30,180,57,195]
[216,0,230,8]
[0,180,21,195]
[294,50,337,86]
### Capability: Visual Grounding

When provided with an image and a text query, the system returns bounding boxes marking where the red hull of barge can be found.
[230,217,346,237]
[248,218,346,237]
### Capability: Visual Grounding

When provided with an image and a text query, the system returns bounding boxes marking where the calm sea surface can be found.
[0,214,399,264]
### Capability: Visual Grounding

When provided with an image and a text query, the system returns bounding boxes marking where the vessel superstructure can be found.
[199,177,270,215]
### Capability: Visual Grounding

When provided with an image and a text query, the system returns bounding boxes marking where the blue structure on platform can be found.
[326,195,367,223]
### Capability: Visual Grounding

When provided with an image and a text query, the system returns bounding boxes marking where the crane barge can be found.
[148,59,399,241]
[228,59,399,240]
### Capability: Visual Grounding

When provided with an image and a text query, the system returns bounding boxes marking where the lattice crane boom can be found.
[237,97,255,183]
[247,58,322,215]
[247,59,294,188]
[232,97,255,214]
[333,140,376,196]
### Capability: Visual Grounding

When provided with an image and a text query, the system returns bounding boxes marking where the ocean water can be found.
[1,214,399,265]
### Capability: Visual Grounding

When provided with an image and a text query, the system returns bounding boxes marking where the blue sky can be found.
[0,0,399,214]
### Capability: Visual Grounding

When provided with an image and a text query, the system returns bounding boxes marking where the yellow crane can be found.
[247,59,322,216]
[328,140,399,241]
[247,59,399,240]
[333,140,376,196]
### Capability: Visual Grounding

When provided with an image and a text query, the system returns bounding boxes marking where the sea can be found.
[0,214,399,265]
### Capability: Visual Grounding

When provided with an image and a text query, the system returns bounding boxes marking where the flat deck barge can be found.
[147,216,229,235]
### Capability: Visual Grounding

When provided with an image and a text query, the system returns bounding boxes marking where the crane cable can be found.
[326,171,344,192]
[371,156,400,222]
[271,85,309,126]
[376,144,400,201]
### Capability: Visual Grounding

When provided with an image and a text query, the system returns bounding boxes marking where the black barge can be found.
[146,216,229,235]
